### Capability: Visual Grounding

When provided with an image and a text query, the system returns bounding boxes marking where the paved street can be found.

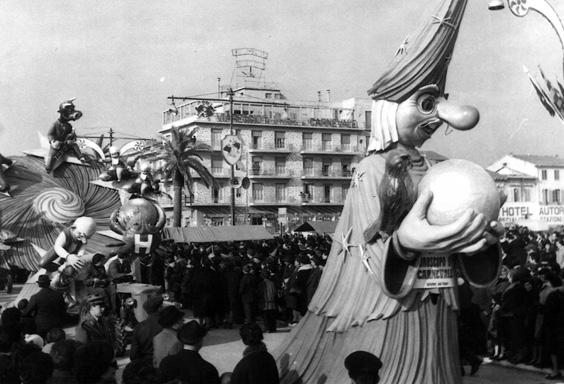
[201,327,558,384]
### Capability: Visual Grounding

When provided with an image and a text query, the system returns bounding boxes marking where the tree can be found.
[151,127,217,227]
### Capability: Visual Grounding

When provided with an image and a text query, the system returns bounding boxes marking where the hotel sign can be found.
[498,203,564,229]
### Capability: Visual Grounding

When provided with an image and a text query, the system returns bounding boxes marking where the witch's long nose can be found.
[436,100,479,131]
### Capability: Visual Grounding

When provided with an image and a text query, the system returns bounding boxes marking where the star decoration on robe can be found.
[351,170,365,188]
[359,245,375,275]
[334,226,358,260]
[431,15,454,29]
[395,36,409,56]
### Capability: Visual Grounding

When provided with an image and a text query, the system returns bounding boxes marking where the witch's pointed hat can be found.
[368,0,469,102]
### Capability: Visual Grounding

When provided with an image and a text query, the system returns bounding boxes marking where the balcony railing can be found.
[300,196,345,204]
[249,142,295,151]
[301,144,362,153]
[248,197,289,204]
[250,168,294,177]
[302,169,353,178]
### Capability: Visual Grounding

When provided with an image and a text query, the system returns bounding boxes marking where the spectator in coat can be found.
[17,299,37,335]
[74,341,117,384]
[221,258,243,327]
[19,350,54,384]
[48,339,82,384]
[42,327,66,355]
[239,264,258,325]
[0,325,20,383]
[78,294,114,347]
[498,268,528,364]
[258,270,277,333]
[191,258,220,328]
[129,295,163,362]
[22,274,66,338]
[159,320,219,384]
[152,305,184,368]
[122,359,159,384]
[230,323,279,384]
[290,254,313,317]
[543,273,564,380]
[107,254,133,284]
[84,254,111,306]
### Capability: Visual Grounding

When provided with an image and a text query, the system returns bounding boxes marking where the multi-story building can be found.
[159,84,372,230]
[487,154,564,230]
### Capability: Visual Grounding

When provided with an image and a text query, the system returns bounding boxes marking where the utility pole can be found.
[228,88,236,226]
[109,127,114,146]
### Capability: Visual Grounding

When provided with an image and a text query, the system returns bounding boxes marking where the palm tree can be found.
[151,127,217,227]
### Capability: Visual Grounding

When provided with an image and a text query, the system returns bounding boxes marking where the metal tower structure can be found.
[230,48,268,88]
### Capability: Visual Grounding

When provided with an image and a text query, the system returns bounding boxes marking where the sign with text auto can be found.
[497,202,564,230]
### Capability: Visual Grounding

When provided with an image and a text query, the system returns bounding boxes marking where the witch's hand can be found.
[395,190,489,255]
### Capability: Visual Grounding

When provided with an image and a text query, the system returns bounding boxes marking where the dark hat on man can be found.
[37,274,51,288]
[298,254,310,265]
[143,295,163,314]
[86,294,105,306]
[344,351,382,380]
[177,320,207,345]
[158,306,184,328]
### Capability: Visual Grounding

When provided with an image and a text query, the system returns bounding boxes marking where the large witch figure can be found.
[274,1,503,383]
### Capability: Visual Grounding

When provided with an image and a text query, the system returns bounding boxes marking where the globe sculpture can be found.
[418,159,501,226]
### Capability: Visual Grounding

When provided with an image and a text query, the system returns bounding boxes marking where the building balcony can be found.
[248,143,295,153]
[186,199,231,207]
[249,168,294,179]
[248,197,291,205]
[299,195,345,205]
[300,144,363,155]
[301,169,353,179]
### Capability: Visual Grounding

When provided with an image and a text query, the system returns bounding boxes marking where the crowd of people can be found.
[459,225,564,380]
[0,232,343,384]
[161,233,331,330]
[6,224,564,382]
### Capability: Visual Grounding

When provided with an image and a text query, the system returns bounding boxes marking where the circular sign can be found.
[221,135,243,165]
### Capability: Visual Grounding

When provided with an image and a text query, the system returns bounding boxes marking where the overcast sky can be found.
[0,0,563,167]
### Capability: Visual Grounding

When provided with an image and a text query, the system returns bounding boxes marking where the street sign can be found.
[221,134,243,165]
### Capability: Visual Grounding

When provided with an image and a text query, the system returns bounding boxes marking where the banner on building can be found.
[497,203,564,230]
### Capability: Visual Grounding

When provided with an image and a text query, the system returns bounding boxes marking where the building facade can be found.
[487,154,564,230]
[160,85,372,230]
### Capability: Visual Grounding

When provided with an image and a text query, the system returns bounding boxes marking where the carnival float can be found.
[0,98,168,312]
[273,1,503,383]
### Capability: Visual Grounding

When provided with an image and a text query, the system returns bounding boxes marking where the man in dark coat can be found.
[129,295,163,362]
[499,268,528,364]
[21,274,66,337]
[159,320,220,384]
[231,323,279,384]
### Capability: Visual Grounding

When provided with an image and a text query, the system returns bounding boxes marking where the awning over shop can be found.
[293,221,338,234]
[163,225,274,243]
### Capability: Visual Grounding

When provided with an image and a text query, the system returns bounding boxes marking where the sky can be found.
[0,0,563,167]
